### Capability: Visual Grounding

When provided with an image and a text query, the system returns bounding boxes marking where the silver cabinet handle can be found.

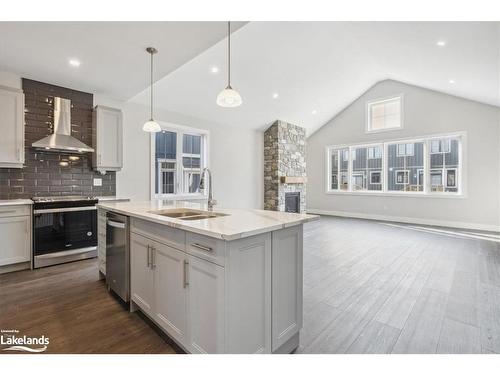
[183,259,189,288]
[191,243,213,252]
[147,244,151,268]
[107,219,125,229]
[152,247,156,269]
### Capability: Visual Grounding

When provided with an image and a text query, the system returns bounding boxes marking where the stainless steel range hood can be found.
[32,97,94,153]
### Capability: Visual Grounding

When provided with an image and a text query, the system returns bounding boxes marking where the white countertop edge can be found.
[0,199,33,206]
[97,203,318,241]
[96,197,130,202]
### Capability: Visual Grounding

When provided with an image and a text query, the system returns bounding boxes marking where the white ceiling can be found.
[130,21,500,135]
[1,22,499,135]
[0,21,245,99]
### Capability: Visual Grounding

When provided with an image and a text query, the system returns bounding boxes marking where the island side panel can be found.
[225,232,272,354]
[97,207,107,279]
[271,224,303,352]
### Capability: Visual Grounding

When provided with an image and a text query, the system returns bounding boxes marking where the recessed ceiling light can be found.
[311,110,317,115]
[69,59,81,67]
[272,93,279,99]
[449,79,456,84]
[210,66,219,74]
[436,40,446,47]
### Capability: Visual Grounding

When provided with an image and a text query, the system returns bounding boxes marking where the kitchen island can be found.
[97,200,317,354]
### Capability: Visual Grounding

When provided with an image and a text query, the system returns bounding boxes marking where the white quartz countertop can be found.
[0,199,33,206]
[97,200,319,241]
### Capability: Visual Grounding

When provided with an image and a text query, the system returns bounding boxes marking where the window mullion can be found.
[348,146,352,192]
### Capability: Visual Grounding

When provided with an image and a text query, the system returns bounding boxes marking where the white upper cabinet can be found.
[0,86,24,168]
[92,105,123,173]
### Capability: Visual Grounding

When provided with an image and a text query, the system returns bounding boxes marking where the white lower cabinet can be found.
[0,208,31,267]
[130,233,154,315]
[186,254,225,353]
[153,242,188,345]
[130,218,302,354]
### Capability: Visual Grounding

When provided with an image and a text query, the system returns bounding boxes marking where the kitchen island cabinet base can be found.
[126,217,303,354]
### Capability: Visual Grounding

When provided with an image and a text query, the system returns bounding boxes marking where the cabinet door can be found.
[0,216,30,266]
[153,242,188,345]
[226,233,272,354]
[186,255,225,353]
[95,106,122,170]
[0,86,24,168]
[271,225,303,351]
[130,233,154,315]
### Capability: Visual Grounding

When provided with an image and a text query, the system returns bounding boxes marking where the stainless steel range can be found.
[32,196,98,268]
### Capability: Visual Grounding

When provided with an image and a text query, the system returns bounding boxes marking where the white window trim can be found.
[365,94,404,134]
[150,121,210,200]
[325,131,466,198]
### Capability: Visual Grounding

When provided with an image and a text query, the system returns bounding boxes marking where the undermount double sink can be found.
[148,208,229,221]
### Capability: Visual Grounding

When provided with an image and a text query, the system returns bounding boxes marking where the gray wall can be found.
[307,80,500,230]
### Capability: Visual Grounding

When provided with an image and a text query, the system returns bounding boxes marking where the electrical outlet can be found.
[93,178,102,187]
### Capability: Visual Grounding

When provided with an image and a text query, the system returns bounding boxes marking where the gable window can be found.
[152,124,209,198]
[326,133,463,196]
[366,96,402,133]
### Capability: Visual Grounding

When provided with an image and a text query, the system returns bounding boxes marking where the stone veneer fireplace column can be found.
[264,120,306,213]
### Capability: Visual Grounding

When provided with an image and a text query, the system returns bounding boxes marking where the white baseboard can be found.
[306,208,500,232]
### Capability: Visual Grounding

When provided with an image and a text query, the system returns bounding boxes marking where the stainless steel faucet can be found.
[199,168,217,210]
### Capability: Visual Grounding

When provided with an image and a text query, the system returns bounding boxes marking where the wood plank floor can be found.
[299,216,500,354]
[1,215,499,354]
[0,259,178,354]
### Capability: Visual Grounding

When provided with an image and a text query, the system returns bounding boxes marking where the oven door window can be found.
[34,210,97,255]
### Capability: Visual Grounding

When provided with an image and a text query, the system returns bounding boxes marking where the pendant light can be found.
[143,47,161,132]
[217,21,242,107]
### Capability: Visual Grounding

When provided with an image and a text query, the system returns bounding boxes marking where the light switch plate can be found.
[93,178,102,187]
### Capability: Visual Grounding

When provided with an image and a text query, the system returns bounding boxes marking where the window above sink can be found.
[150,122,210,200]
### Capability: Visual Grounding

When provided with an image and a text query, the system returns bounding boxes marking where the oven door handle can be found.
[107,219,126,229]
[34,206,97,214]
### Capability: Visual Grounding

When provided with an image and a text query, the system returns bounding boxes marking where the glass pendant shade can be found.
[216,86,243,108]
[142,119,161,132]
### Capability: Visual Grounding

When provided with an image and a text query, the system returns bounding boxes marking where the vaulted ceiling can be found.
[1,21,499,135]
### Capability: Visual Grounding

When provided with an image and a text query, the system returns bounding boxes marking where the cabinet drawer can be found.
[131,217,186,251]
[0,205,30,218]
[186,232,226,267]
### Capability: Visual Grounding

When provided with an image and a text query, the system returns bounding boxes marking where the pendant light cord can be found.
[150,50,154,120]
[227,21,231,88]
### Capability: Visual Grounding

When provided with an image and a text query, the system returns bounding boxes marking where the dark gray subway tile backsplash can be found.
[0,79,116,199]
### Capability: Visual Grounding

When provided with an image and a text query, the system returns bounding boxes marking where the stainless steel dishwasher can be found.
[106,212,130,303]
